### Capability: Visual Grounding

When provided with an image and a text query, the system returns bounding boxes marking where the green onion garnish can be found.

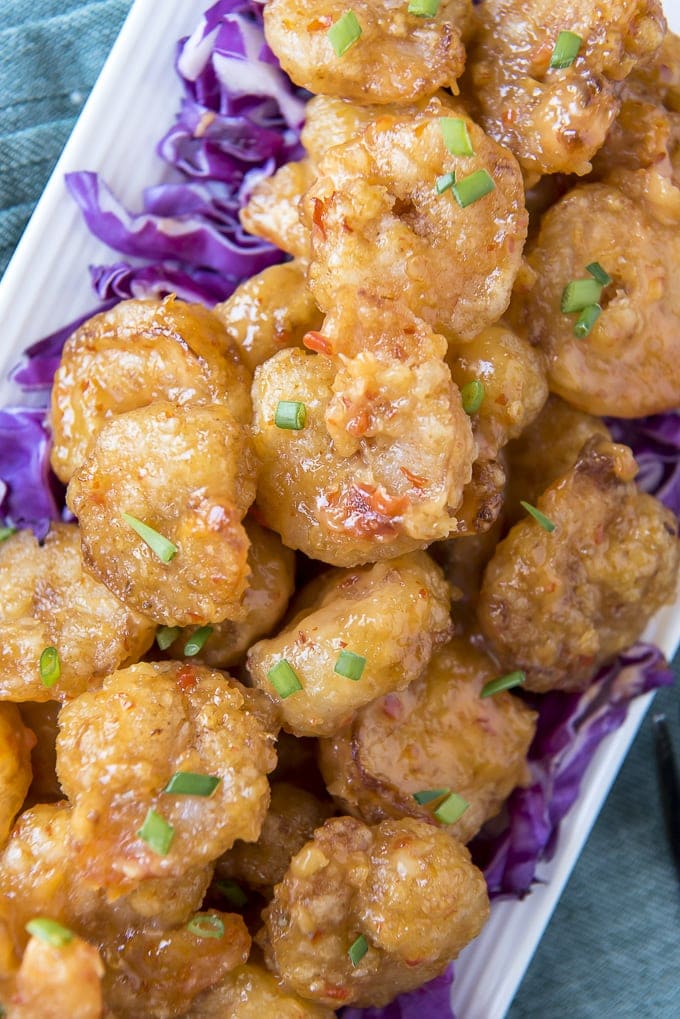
[121,513,177,563]
[328,11,362,56]
[408,0,440,16]
[520,500,556,532]
[186,917,226,937]
[586,262,612,286]
[481,670,527,698]
[163,771,220,797]
[440,117,474,157]
[268,659,303,699]
[275,400,307,431]
[216,880,248,909]
[461,380,485,414]
[0,526,16,542]
[452,169,495,208]
[39,647,60,688]
[25,918,74,948]
[137,808,175,856]
[434,792,469,825]
[550,30,582,69]
[574,304,601,338]
[186,913,225,939]
[413,788,449,805]
[560,278,602,313]
[436,171,456,195]
[334,650,366,681]
[156,626,180,651]
[348,934,369,967]
[183,626,213,657]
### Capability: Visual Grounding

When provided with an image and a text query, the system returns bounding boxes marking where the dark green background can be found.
[1,3,678,1015]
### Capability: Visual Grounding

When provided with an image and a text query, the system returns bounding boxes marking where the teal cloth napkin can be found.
[1,2,679,1016]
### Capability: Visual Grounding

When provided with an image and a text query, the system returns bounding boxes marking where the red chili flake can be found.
[312,198,327,241]
[307,15,332,30]
[368,486,409,518]
[400,466,428,489]
[418,588,429,599]
[177,665,197,692]
[347,409,370,438]
[303,330,334,355]
[323,986,351,1002]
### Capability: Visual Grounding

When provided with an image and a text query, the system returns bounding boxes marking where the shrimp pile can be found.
[1,1,679,1016]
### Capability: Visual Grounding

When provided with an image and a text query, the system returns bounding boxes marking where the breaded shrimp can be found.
[240,160,315,260]
[50,296,251,483]
[56,662,277,894]
[247,553,452,737]
[465,0,666,178]
[67,402,258,627]
[9,933,104,1019]
[302,98,527,337]
[0,525,155,703]
[259,816,489,1008]
[264,1,472,105]
[513,169,680,417]
[213,262,323,373]
[319,637,536,844]
[478,436,680,692]
[186,960,335,1018]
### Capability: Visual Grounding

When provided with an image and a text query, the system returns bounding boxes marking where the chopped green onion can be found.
[461,380,485,415]
[39,647,60,688]
[156,626,180,651]
[186,913,225,939]
[25,918,74,948]
[434,792,469,825]
[435,171,456,195]
[481,670,527,698]
[137,808,175,856]
[163,771,221,797]
[328,11,362,56]
[275,400,307,430]
[452,169,495,208]
[574,303,602,338]
[586,262,612,286]
[348,934,369,966]
[440,117,474,157]
[216,880,248,909]
[183,626,213,657]
[560,278,602,313]
[520,500,556,532]
[121,513,177,563]
[334,650,366,681]
[0,526,16,542]
[268,659,303,699]
[413,788,449,805]
[408,0,440,16]
[550,30,582,69]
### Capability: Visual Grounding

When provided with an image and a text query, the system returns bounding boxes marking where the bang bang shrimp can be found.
[302,98,527,338]
[264,1,472,106]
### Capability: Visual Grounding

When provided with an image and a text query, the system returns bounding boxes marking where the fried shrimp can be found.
[247,553,452,738]
[478,436,680,692]
[187,960,335,1018]
[50,296,251,483]
[252,323,476,566]
[67,401,257,627]
[0,525,155,703]
[213,261,323,373]
[513,169,680,417]
[240,160,315,260]
[465,0,666,178]
[9,933,104,1019]
[302,98,527,338]
[165,520,296,669]
[319,637,536,844]
[263,1,471,105]
[56,662,277,894]
[0,705,33,846]
[259,816,489,1008]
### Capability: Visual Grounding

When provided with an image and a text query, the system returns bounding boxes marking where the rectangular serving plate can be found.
[0,2,678,1016]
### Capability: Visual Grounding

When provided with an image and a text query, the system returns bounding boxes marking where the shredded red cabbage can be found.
[606,413,680,516]
[0,409,64,540]
[472,643,674,897]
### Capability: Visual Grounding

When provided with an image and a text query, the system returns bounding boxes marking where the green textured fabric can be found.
[0,3,679,1017]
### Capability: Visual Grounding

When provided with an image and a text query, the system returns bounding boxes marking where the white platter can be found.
[0,2,679,1016]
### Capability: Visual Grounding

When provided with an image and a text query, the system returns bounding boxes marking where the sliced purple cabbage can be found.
[0,409,63,540]
[341,966,456,1019]
[472,643,674,897]
[607,413,680,516]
